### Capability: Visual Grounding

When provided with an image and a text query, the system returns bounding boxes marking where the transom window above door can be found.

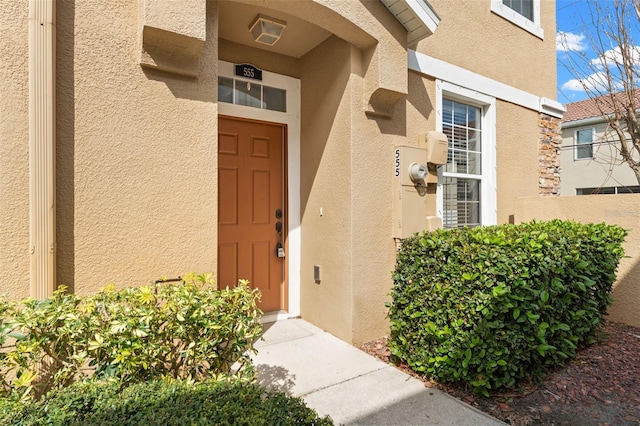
[218,77,286,112]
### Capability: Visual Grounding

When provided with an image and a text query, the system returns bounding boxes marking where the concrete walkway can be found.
[252,319,505,425]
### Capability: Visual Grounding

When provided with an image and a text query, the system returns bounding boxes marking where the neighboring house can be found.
[0,0,562,345]
[561,94,640,195]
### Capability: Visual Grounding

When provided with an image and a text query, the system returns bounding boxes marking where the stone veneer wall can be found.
[538,113,562,196]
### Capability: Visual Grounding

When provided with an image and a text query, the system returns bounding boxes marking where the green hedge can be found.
[0,379,334,426]
[0,273,262,401]
[388,220,627,395]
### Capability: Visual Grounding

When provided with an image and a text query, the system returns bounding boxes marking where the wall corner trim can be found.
[28,0,56,299]
[540,97,566,118]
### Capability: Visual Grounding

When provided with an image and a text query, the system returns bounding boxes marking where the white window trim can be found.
[408,51,564,118]
[491,0,544,39]
[218,61,301,320]
[574,127,596,161]
[436,80,497,227]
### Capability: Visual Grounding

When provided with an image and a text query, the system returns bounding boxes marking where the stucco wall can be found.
[0,2,30,299]
[1,0,561,347]
[420,0,556,99]
[561,122,639,195]
[496,101,541,222]
[56,0,219,293]
[300,36,354,342]
[218,39,300,79]
[514,195,640,327]
[350,42,407,345]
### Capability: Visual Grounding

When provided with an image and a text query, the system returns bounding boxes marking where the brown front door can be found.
[218,116,286,312]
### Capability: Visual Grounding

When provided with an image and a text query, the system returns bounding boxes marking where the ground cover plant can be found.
[0,379,333,426]
[388,220,627,396]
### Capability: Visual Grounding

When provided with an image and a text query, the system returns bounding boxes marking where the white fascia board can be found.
[407,0,440,35]
[380,0,440,45]
[408,49,565,118]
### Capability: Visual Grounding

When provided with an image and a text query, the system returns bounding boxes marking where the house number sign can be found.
[235,63,263,81]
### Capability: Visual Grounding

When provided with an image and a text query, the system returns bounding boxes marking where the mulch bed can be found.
[360,321,640,425]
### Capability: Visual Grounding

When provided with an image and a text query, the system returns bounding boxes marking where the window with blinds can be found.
[441,99,483,229]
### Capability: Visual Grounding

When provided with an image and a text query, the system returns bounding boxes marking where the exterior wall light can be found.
[249,14,286,46]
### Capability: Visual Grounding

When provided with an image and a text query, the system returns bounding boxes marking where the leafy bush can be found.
[0,379,334,426]
[0,273,262,401]
[388,220,627,395]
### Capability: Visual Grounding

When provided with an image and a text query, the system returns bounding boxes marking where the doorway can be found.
[218,116,287,312]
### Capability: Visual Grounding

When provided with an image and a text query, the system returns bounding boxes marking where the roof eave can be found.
[380,0,441,46]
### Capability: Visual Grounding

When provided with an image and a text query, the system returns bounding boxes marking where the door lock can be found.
[275,209,282,219]
[275,221,282,233]
[276,242,285,258]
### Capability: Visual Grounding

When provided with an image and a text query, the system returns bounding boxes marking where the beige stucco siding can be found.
[350,47,403,344]
[56,0,219,293]
[218,39,301,79]
[495,101,540,223]
[0,0,565,344]
[300,36,354,342]
[515,195,640,328]
[420,0,557,99]
[0,2,30,299]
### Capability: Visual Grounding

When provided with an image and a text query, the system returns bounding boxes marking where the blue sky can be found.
[555,0,638,105]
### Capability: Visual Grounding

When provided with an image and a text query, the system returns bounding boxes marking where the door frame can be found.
[217,61,301,321]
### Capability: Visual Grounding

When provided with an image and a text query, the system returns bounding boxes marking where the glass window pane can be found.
[467,152,482,175]
[576,129,593,144]
[235,80,262,108]
[442,98,483,228]
[453,103,467,125]
[468,130,480,152]
[218,77,233,104]
[575,129,594,159]
[443,99,453,123]
[576,145,592,159]
[442,177,481,229]
[263,86,286,112]
[503,0,533,20]
[443,99,482,176]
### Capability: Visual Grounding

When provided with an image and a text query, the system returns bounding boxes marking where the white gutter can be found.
[29,0,56,299]
[562,116,606,129]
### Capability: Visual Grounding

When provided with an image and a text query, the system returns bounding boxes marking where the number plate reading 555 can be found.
[235,64,263,81]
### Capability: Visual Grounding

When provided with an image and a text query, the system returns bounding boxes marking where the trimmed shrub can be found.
[0,379,334,426]
[388,220,627,395]
[0,273,262,401]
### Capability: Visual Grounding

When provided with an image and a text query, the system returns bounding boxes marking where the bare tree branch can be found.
[560,0,640,183]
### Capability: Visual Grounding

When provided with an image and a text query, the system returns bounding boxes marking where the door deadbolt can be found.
[275,209,282,219]
[275,221,283,233]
